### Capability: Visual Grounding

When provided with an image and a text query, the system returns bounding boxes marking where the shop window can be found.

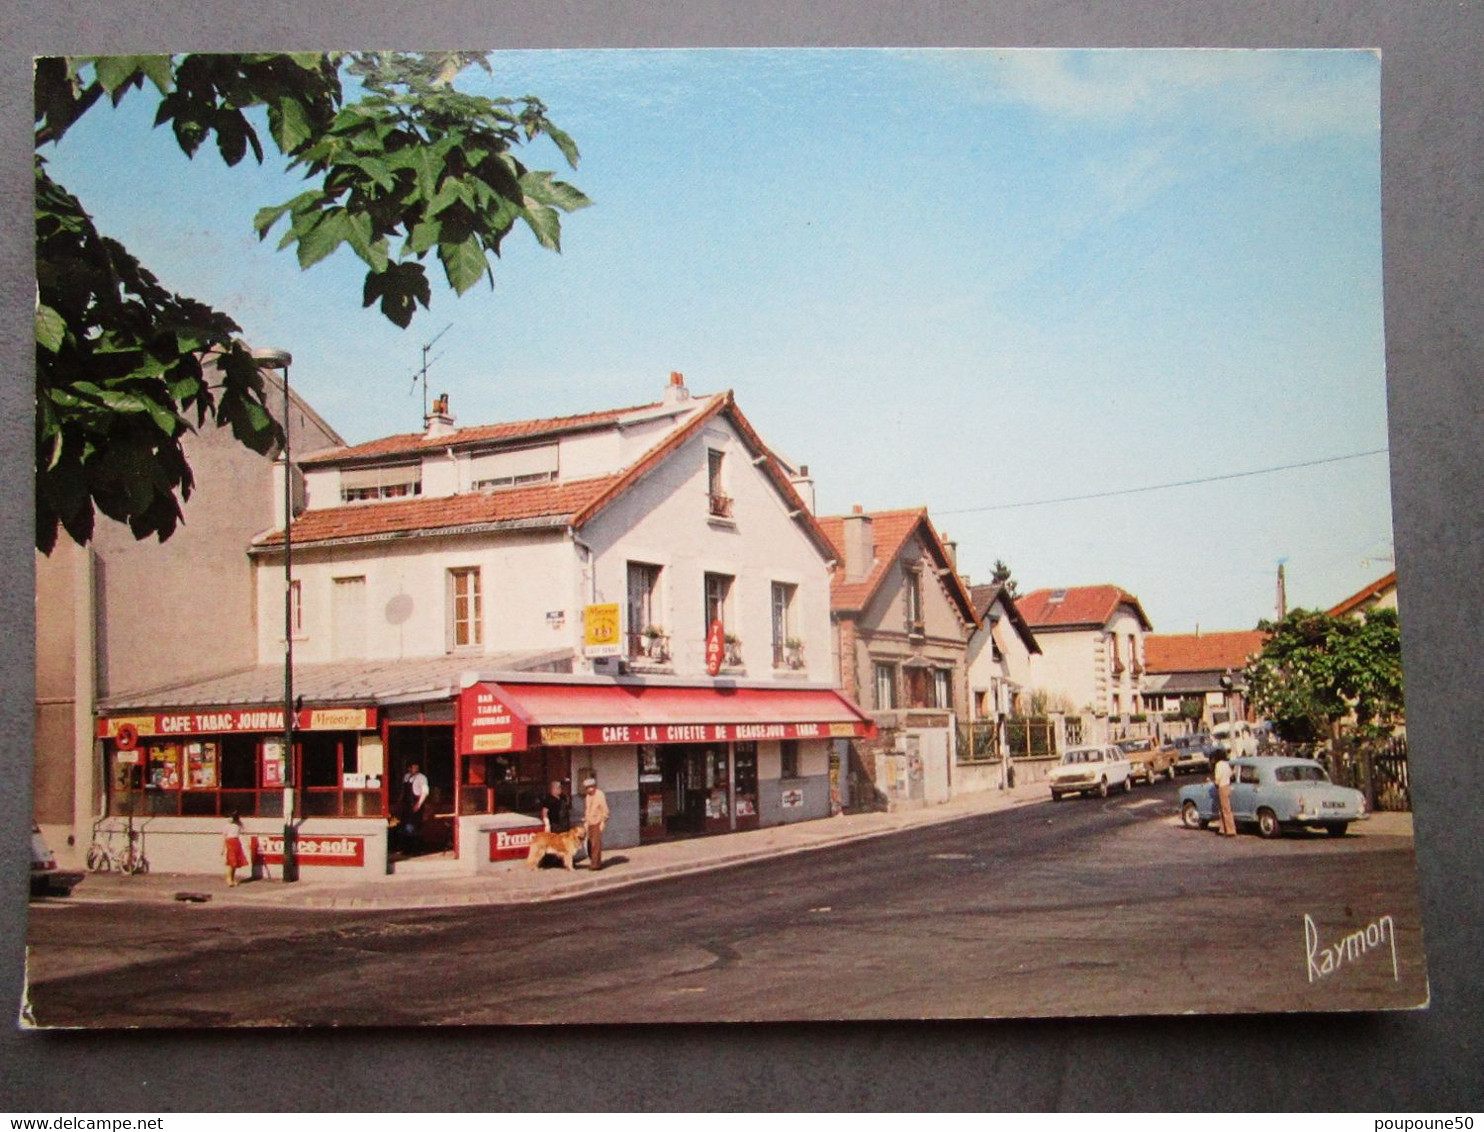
[302,734,341,788]
[448,566,483,650]
[780,739,799,779]
[874,662,897,710]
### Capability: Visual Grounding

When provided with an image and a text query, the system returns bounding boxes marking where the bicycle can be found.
[85,816,150,875]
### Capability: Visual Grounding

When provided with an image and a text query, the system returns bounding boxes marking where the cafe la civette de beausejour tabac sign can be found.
[457,683,874,756]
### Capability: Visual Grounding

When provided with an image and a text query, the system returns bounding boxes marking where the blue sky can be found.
[43,49,1390,632]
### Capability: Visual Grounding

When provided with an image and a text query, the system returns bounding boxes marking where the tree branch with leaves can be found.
[34,52,590,553]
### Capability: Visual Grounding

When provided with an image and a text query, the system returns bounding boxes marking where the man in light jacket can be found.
[581,776,610,870]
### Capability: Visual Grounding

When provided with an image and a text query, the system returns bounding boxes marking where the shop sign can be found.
[458,686,529,755]
[97,707,377,740]
[583,603,622,657]
[488,824,544,861]
[704,619,725,676]
[520,720,872,747]
[782,788,804,809]
[252,835,365,867]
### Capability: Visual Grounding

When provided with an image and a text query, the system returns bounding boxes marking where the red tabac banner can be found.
[251,835,365,867]
[704,619,725,676]
[98,707,376,740]
[458,685,530,755]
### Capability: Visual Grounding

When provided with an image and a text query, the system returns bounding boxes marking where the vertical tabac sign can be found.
[705,619,726,676]
[584,603,622,658]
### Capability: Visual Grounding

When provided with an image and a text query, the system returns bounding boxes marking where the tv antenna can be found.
[409,323,454,422]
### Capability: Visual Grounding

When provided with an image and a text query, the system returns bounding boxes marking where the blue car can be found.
[1178,756,1368,838]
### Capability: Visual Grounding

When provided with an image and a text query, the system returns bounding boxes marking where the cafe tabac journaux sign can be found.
[583,603,622,658]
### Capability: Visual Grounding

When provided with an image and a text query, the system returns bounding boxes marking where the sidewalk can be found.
[56,780,1051,912]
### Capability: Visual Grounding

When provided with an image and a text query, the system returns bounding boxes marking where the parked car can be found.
[1170,733,1218,775]
[1178,756,1368,838]
[31,823,84,898]
[1119,737,1176,784]
[1049,745,1133,801]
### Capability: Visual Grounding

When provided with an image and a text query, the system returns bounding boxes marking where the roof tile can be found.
[1144,631,1268,673]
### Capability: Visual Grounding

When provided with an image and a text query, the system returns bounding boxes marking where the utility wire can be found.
[936,447,1390,516]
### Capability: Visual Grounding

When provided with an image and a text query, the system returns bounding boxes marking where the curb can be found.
[51,783,1053,913]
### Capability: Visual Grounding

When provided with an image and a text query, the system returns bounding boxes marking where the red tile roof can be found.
[968,583,1042,654]
[298,401,666,465]
[253,475,622,548]
[1328,571,1398,617]
[256,389,839,562]
[1144,631,1268,673]
[1017,585,1153,631]
[817,508,978,625]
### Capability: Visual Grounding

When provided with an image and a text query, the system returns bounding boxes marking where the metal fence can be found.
[1006,718,1057,759]
[957,722,999,764]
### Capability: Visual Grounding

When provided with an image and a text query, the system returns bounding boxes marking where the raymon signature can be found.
[1304,912,1399,983]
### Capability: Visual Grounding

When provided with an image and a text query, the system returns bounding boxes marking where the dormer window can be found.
[906,568,924,634]
[470,444,558,492]
[341,463,422,503]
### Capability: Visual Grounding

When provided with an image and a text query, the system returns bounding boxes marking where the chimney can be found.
[842,505,874,581]
[941,532,957,571]
[790,463,816,514]
[663,370,691,406]
[425,392,456,438]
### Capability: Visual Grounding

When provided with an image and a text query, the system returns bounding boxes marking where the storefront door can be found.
[388,725,455,855]
[638,743,735,842]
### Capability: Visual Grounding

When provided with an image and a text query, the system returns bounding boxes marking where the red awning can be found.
[458,681,875,754]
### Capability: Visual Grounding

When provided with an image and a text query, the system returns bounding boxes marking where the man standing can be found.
[400,761,429,855]
[581,776,610,870]
[541,780,570,833]
[1213,756,1237,837]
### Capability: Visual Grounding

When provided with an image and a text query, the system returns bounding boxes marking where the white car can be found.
[1048,745,1134,801]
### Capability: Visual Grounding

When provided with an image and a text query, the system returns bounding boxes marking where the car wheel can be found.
[1257,808,1282,839]
[1167,765,1177,781]
[1050,790,1062,802]
[1122,775,1132,793]
[1097,778,1109,798]
[1325,823,1349,838]
[1181,800,1207,830]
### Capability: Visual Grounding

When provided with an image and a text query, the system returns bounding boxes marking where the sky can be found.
[41,48,1392,633]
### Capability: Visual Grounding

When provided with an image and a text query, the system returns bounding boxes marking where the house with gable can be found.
[962,582,1042,789]
[816,506,980,810]
[1328,570,1398,619]
[1141,630,1269,733]
[1016,585,1154,745]
[90,372,875,875]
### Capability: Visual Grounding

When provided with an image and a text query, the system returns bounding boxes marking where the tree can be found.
[1243,607,1405,742]
[34,52,590,553]
[990,558,1019,598]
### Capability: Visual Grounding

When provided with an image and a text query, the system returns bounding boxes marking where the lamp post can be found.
[253,347,297,883]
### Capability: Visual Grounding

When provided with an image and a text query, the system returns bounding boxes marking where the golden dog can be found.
[525,823,587,871]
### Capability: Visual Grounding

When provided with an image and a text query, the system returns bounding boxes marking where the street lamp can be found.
[253,346,297,883]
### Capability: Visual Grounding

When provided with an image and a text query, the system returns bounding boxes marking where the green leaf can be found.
[93,56,146,95]
[521,203,562,251]
[269,95,315,153]
[344,211,389,271]
[438,234,487,295]
[295,210,350,268]
[35,302,67,353]
[543,122,581,168]
[362,261,431,328]
[406,218,441,256]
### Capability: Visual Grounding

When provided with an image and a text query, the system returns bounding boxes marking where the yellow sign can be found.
[539,727,585,746]
[309,708,372,731]
[583,603,622,657]
[472,733,514,752]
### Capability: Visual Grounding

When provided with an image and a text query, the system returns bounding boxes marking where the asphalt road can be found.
[24,780,1428,1027]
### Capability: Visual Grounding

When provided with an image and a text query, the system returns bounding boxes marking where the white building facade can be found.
[93,374,872,875]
